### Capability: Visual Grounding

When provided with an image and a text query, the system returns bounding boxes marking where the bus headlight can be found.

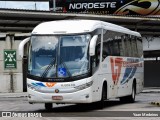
[27,83,40,91]
[74,81,93,91]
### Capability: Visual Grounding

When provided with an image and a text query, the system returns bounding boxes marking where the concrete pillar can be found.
[0,33,23,93]
[4,34,15,92]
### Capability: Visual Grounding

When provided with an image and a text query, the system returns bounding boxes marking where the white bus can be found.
[19,20,143,110]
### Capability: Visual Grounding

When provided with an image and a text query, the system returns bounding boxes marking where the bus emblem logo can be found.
[46,82,56,87]
[55,89,59,93]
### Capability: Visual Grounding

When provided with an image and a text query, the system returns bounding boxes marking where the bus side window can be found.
[103,30,112,59]
[112,41,120,56]
[103,30,122,57]
[102,42,109,60]
[130,36,138,57]
[124,35,131,56]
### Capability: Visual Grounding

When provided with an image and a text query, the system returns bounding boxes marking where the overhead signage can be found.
[50,0,160,15]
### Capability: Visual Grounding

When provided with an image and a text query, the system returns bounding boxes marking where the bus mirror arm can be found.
[19,37,30,58]
[89,35,98,56]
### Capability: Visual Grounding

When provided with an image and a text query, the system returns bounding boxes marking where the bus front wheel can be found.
[45,103,53,110]
[98,83,107,109]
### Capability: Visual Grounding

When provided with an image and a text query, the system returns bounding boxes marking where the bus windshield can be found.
[28,34,91,79]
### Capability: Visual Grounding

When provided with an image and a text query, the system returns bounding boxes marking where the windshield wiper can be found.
[41,58,56,78]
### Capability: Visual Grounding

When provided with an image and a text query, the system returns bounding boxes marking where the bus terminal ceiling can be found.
[0,8,160,36]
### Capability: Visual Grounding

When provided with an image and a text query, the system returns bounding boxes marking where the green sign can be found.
[4,50,17,69]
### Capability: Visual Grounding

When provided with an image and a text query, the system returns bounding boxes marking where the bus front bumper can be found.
[27,87,92,104]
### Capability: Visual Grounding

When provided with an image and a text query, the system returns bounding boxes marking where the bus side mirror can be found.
[89,35,98,56]
[19,37,30,58]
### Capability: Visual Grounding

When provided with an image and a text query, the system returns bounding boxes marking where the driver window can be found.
[92,34,101,73]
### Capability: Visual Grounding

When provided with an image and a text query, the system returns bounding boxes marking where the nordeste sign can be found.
[50,0,160,16]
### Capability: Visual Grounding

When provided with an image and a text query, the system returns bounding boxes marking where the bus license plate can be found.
[52,96,63,100]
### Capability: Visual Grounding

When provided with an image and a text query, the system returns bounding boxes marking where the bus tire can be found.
[127,81,136,103]
[120,82,136,103]
[45,103,53,110]
[98,83,107,109]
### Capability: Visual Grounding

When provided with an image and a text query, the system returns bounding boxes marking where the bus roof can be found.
[32,20,141,37]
